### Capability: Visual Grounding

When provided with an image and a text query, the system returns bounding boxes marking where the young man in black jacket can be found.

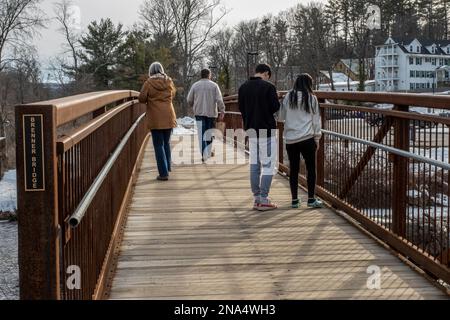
[238,64,280,211]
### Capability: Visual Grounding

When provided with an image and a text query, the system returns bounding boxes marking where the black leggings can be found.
[286,138,317,201]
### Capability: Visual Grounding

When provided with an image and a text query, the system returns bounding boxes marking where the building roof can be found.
[382,37,450,56]
[319,71,350,83]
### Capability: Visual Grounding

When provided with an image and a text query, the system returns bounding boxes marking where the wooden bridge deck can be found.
[108,134,448,300]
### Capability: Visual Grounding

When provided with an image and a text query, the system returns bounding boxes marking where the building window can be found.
[410,70,415,78]
[410,83,414,90]
[432,58,436,65]
[417,46,420,53]
[416,57,422,65]
[447,47,450,54]
[409,57,414,64]
[410,45,413,52]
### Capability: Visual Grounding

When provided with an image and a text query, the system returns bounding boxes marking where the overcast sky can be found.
[34,0,324,77]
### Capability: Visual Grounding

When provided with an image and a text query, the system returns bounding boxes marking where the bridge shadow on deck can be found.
[108,135,448,300]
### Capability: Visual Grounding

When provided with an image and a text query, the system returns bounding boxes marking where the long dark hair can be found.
[289,73,315,113]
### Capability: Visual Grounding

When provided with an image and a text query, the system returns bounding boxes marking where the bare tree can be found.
[208,28,234,94]
[139,0,227,115]
[232,19,263,89]
[0,0,45,72]
[0,46,47,168]
[140,0,175,40]
[170,0,227,115]
[54,0,81,74]
[258,16,289,87]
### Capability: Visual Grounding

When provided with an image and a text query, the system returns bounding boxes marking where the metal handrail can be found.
[322,129,450,170]
[68,112,146,228]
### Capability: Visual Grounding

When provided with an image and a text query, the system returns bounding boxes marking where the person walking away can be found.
[187,69,225,162]
[278,73,324,209]
[139,62,177,181]
[238,64,280,211]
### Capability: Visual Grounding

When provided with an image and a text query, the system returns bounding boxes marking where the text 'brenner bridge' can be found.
[14,90,450,299]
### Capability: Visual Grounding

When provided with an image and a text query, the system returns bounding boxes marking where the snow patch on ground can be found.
[173,126,196,136]
[0,170,17,213]
[174,117,196,136]
[178,117,195,128]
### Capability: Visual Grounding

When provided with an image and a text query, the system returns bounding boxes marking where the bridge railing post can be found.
[15,104,61,300]
[317,98,326,187]
[392,105,410,238]
[277,122,284,166]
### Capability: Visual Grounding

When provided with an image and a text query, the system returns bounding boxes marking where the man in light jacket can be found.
[187,69,225,162]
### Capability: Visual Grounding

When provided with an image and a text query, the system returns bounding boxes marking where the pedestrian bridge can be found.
[15,90,450,299]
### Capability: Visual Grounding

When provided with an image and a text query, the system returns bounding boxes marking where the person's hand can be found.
[315,140,320,150]
[218,112,225,122]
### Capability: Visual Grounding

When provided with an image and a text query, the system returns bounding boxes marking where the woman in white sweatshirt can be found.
[279,74,323,209]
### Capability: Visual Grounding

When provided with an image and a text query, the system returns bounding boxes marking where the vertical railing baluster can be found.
[317,98,326,187]
[392,104,410,238]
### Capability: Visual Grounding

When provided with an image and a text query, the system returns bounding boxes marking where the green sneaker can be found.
[307,199,324,209]
[292,199,301,209]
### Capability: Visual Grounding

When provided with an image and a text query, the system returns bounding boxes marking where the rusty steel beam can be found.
[338,117,394,200]
[392,105,410,238]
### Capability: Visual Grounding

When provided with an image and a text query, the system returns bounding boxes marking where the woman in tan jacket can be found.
[139,62,177,181]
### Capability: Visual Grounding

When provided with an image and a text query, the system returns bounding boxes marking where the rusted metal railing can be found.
[224,91,450,286]
[15,91,148,300]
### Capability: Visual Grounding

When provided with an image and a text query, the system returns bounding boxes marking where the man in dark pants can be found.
[238,64,280,211]
[187,69,225,162]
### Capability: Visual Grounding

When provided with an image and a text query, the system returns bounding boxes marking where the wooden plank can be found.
[107,135,449,300]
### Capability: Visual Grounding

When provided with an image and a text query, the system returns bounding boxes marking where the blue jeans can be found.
[151,129,172,177]
[196,116,216,159]
[249,136,278,204]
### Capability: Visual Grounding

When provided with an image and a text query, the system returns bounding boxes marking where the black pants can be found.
[286,138,317,201]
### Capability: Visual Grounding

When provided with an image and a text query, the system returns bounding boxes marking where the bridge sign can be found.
[22,115,45,191]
